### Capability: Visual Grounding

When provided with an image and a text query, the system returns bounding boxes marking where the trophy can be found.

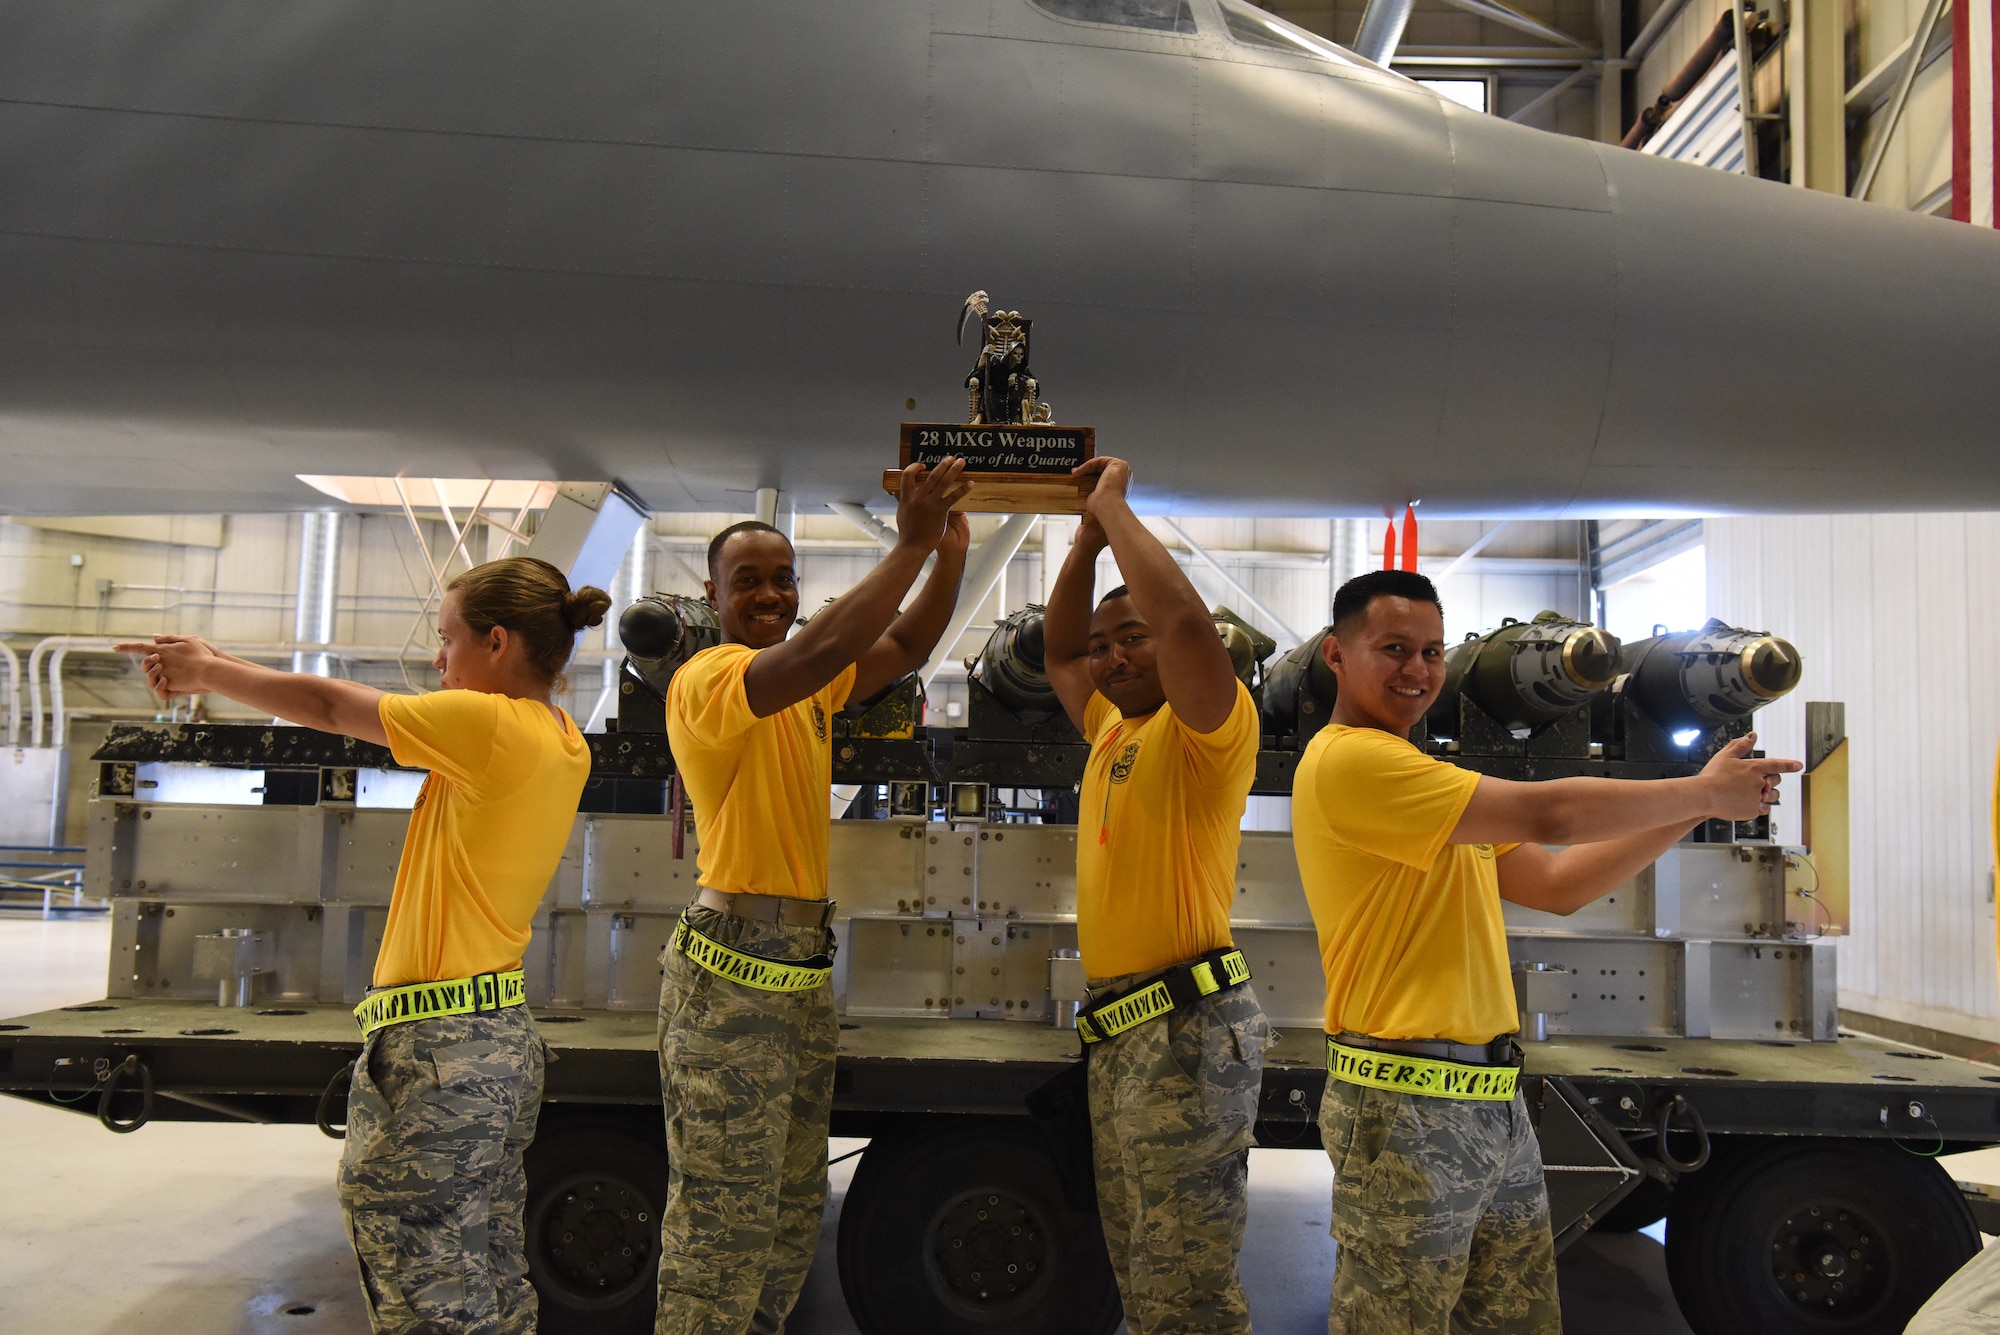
[886,291,1097,513]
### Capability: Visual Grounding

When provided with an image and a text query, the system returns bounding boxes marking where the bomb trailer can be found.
[1,605,1995,1335]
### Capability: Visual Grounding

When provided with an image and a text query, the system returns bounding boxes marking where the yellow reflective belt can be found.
[1077,948,1252,1044]
[1325,1038,1519,1102]
[674,915,832,993]
[353,969,526,1037]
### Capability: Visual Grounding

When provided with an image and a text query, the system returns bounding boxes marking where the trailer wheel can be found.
[1663,1139,1978,1335]
[524,1118,669,1335]
[837,1120,1123,1335]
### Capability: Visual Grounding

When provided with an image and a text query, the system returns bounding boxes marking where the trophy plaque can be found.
[886,292,1097,514]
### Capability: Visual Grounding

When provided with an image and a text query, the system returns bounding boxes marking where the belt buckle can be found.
[471,971,501,1014]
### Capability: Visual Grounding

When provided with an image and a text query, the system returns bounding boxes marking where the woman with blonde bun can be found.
[119,555,611,1335]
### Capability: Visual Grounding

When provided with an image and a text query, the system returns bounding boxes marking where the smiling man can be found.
[1295,570,1803,1335]
[655,459,969,1335]
[1043,456,1266,1335]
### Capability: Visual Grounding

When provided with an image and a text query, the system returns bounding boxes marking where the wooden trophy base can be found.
[879,469,1094,514]
[891,422,1097,514]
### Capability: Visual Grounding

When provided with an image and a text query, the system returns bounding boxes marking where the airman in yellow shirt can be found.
[1044,456,1266,1335]
[1293,570,1802,1335]
[122,556,609,1335]
[655,459,971,1334]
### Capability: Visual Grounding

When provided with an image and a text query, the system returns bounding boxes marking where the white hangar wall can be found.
[1707,514,2000,1041]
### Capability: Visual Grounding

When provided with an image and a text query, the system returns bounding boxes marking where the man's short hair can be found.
[1331,570,1444,637]
[706,521,790,580]
[1096,584,1131,607]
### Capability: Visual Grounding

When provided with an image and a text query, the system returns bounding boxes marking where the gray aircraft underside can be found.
[0,0,1996,519]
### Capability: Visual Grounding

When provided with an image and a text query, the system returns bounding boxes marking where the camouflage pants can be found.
[337,1004,546,1335]
[1087,976,1270,1335]
[655,906,837,1335]
[1319,1076,1560,1335]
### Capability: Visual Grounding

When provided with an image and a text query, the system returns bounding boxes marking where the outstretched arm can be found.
[1072,457,1238,733]
[1495,823,1696,916]
[1451,733,1800,846]
[742,459,970,717]
[1044,515,1106,732]
[115,636,390,746]
[850,513,971,702]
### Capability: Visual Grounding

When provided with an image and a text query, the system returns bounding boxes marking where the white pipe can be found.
[292,510,345,677]
[0,641,17,747]
[827,502,898,552]
[826,502,936,580]
[25,637,120,748]
[1353,0,1416,63]
[922,513,1038,685]
[1158,519,1305,647]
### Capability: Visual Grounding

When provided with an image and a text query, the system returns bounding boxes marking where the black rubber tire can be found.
[1592,1176,1672,1234]
[837,1119,1124,1335]
[1663,1139,1979,1335]
[524,1117,670,1335]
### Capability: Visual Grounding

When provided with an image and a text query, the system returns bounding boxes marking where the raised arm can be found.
[1073,457,1239,733]
[115,635,390,746]
[1450,733,1799,846]
[1494,823,1697,916]
[1043,514,1107,732]
[850,512,970,702]
[742,459,969,717]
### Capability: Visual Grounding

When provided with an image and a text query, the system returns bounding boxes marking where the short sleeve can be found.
[1083,692,1115,742]
[1310,731,1479,871]
[1174,682,1258,783]
[667,644,760,747]
[823,662,858,714]
[379,690,501,791]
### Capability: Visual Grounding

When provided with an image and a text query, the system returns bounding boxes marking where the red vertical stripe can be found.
[1991,0,1999,224]
[1382,520,1396,571]
[1955,0,1972,222]
[1400,505,1419,573]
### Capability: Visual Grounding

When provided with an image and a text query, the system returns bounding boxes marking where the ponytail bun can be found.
[566,586,613,631]
[448,557,613,682]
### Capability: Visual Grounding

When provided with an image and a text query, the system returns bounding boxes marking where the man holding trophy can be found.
[1042,456,1268,1335]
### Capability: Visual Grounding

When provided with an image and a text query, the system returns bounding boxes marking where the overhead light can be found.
[298,476,561,510]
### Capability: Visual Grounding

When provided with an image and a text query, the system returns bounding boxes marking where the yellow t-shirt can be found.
[1076,682,1259,978]
[1292,725,1520,1044]
[373,690,590,987]
[666,643,856,900]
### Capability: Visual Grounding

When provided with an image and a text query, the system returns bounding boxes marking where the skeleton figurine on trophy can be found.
[890,289,1096,514]
[958,291,1055,427]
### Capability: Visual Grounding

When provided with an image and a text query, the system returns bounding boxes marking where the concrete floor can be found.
[0,915,1984,1335]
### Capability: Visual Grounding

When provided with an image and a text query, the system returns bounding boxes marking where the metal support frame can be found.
[1789,0,1846,191]
[1597,0,1622,141]
[1427,521,1515,584]
[1434,0,1596,52]
[1352,0,1417,64]
[1159,519,1304,647]
[921,514,1039,686]
[388,478,538,693]
[1852,0,1950,200]
[1507,66,1595,124]
[1731,1,1760,178]
[1626,0,1696,64]
[1,640,17,747]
